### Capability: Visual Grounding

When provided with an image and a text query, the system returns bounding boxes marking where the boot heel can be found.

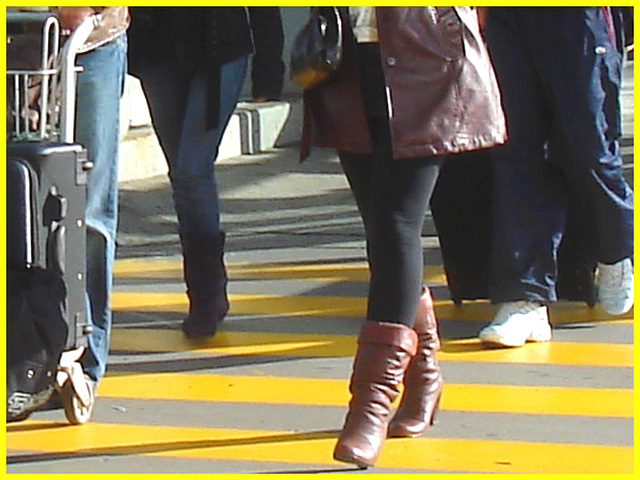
[429,391,442,426]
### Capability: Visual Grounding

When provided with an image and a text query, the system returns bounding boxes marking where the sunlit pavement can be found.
[6,60,633,475]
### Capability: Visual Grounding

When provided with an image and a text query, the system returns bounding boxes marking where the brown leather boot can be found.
[333,321,418,468]
[388,287,444,437]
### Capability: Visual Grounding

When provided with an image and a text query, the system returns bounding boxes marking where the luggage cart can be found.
[7,11,95,142]
[6,12,98,424]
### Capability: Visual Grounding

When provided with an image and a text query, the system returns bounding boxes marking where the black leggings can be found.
[339,129,442,327]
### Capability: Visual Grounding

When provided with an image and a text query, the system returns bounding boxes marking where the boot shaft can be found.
[350,321,418,396]
[181,232,228,300]
[414,286,441,351]
[406,287,442,385]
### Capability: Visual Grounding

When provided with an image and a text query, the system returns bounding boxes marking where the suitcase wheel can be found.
[61,376,95,425]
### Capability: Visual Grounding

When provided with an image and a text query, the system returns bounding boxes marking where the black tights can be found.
[339,117,442,327]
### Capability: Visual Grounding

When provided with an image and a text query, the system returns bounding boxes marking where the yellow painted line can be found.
[440,337,634,367]
[109,329,634,367]
[111,329,355,357]
[113,292,367,317]
[111,292,633,325]
[95,372,633,418]
[114,258,447,284]
[6,420,632,473]
[112,258,633,323]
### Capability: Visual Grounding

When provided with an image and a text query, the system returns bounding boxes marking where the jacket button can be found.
[387,57,396,66]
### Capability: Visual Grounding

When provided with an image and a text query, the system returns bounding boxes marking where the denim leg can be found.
[75,34,127,381]
[133,60,189,166]
[170,56,249,237]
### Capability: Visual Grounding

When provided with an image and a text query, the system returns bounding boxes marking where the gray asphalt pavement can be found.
[6,59,633,475]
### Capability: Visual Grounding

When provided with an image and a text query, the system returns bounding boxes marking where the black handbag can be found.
[290,6,343,90]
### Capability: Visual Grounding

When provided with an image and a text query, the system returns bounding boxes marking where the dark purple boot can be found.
[180,232,230,338]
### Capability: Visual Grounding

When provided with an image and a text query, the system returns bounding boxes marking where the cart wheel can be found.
[61,377,95,425]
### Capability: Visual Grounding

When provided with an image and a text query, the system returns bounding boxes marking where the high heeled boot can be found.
[333,321,418,468]
[388,287,444,437]
[180,232,230,337]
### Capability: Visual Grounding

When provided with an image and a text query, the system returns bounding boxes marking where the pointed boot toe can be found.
[333,438,376,468]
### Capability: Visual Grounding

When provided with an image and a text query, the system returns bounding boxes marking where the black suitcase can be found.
[430,149,597,306]
[6,141,94,422]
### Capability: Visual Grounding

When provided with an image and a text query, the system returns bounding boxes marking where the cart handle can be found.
[59,15,97,143]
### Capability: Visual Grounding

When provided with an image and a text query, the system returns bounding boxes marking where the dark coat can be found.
[128,7,254,72]
[301,7,507,160]
[128,7,280,129]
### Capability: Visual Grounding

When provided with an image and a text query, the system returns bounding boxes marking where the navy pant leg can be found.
[486,7,633,305]
[542,8,634,265]
[485,9,567,304]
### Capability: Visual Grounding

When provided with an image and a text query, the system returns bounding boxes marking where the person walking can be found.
[57,6,129,389]
[300,7,506,468]
[478,7,634,348]
[127,7,285,338]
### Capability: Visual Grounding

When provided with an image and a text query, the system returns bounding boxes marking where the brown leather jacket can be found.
[301,7,506,160]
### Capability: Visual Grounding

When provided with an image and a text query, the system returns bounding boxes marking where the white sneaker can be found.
[479,301,552,348]
[596,258,634,315]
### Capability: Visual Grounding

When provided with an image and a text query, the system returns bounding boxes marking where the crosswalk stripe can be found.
[111,292,633,324]
[114,259,447,283]
[109,329,633,367]
[13,257,627,472]
[7,420,632,473]
[440,338,633,366]
[96,372,632,418]
[112,259,633,323]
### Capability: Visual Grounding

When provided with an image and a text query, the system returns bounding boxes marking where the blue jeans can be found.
[169,57,248,237]
[485,8,634,304]
[75,34,127,381]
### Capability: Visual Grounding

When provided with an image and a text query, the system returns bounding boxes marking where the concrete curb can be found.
[118,75,302,183]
